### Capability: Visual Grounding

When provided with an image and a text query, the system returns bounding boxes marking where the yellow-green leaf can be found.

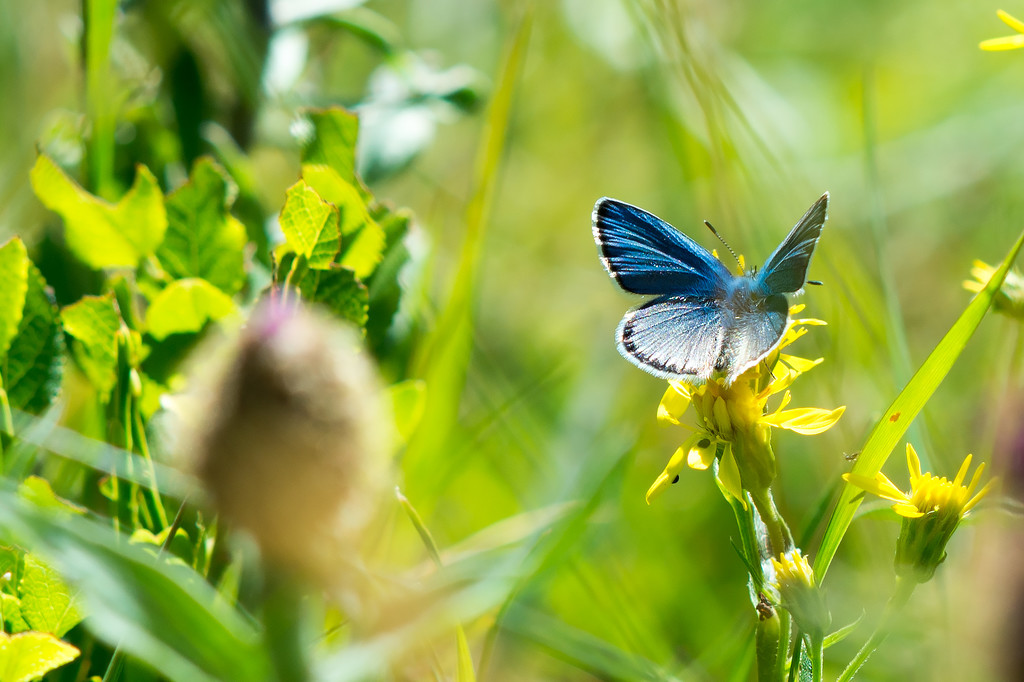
[61,294,121,396]
[146,278,237,341]
[0,631,79,682]
[30,155,167,269]
[157,157,247,294]
[19,555,83,637]
[279,180,341,269]
[0,238,29,360]
[301,164,384,278]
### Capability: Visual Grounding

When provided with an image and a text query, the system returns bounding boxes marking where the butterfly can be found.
[592,193,828,385]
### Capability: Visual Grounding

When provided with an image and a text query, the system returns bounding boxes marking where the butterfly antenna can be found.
[704,220,743,273]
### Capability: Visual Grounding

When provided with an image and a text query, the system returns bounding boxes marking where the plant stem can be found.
[749,486,794,557]
[837,576,916,681]
[808,632,824,682]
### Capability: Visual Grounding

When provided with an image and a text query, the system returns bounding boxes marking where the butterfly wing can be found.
[754,192,829,296]
[616,294,728,381]
[593,198,731,296]
[720,287,790,384]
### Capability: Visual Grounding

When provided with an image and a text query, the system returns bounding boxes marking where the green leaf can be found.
[130,527,193,566]
[1,594,29,633]
[19,554,83,637]
[17,477,85,516]
[61,294,121,396]
[282,254,368,327]
[301,165,384,278]
[299,107,363,195]
[0,238,29,360]
[157,157,247,294]
[3,261,64,415]
[815,227,1024,581]
[30,155,167,269]
[0,631,79,682]
[823,612,864,649]
[146,278,236,341]
[0,490,268,682]
[278,180,341,268]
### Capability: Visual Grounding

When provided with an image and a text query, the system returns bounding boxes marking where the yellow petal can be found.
[646,472,674,504]
[687,436,717,470]
[980,35,1024,50]
[953,453,973,488]
[658,382,692,425]
[789,303,806,316]
[761,406,845,434]
[647,434,702,503]
[998,9,1024,33]
[964,476,996,513]
[713,396,733,438]
[843,472,908,503]
[717,446,747,509]
[779,354,823,373]
[906,443,922,481]
[892,502,924,519]
[766,367,797,396]
[963,279,984,293]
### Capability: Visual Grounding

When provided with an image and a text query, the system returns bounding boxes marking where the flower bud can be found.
[178,301,390,587]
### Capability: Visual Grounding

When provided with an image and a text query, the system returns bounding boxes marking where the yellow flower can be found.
[647,306,845,504]
[770,549,830,638]
[980,10,1024,51]
[843,444,994,582]
[964,259,1024,319]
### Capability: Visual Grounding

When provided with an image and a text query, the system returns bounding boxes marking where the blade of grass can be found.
[403,6,532,496]
[814,226,1024,581]
[84,0,118,198]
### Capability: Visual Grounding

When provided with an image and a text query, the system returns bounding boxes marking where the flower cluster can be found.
[844,444,994,582]
[647,305,845,505]
[770,549,830,638]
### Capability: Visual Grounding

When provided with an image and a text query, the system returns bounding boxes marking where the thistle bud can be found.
[178,300,390,587]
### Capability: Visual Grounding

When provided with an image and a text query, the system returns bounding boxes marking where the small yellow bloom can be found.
[980,10,1024,51]
[844,444,994,582]
[649,308,844,503]
[964,259,1024,319]
[770,549,830,637]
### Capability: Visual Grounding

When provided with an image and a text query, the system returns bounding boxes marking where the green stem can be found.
[749,486,794,557]
[755,608,781,682]
[263,567,311,682]
[808,632,824,682]
[131,397,168,528]
[838,576,916,681]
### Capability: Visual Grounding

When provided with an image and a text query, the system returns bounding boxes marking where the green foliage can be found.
[61,294,122,397]
[0,245,63,416]
[157,158,247,295]
[30,156,167,269]
[279,180,342,268]
[145,279,236,341]
[0,631,80,682]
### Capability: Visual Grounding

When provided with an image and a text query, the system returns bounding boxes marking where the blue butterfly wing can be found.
[617,294,728,381]
[754,192,828,296]
[593,198,731,296]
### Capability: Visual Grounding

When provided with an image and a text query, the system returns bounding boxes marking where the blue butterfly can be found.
[592,193,828,384]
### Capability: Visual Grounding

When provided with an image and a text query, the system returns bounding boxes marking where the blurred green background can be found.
[2,0,1022,679]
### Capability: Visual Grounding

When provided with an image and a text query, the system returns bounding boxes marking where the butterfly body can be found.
[593,193,828,384]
